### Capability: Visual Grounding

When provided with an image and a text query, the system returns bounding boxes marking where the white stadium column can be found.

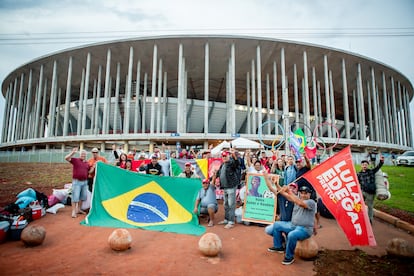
[141,73,148,133]
[134,60,141,133]
[162,71,167,133]
[273,61,279,130]
[371,68,380,141]
[246,72,251,134]
[103,49,111,135]
[256,45,262,131]
[63,56,72,137]
[157,58,163,134]
[34,65,44,139]
[82,53,91,135]
[150,45,157,134]
[204,42,209,134]
[49,62,58,137]
[390,77,397,144]
[94,66,102,135]
[303,51,310,136]
[251,59,256,133]
[77,69,84,135]
[1,86,11,142]
[230,43,236,134]
[16,73,25,140]
[23,69,33,139]
[40,78,48,138]
[293,64,299,127]
[114,63,121,133]
[312,68,318,132]
[125,46,134,135]
[177,43,183,133]
[356,63,366,141]
[341,59,350,139]
[281,48,289,154]
[266,74,270,134]
[329,71,336,131]
[323,55,332,137]
[367,83,373,140]
[381,72,390,143]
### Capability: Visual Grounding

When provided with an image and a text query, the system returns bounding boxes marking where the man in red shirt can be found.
[66,147,93,218]
[87,147,108,192]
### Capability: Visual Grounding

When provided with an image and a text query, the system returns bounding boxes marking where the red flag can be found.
[302,146,376,246]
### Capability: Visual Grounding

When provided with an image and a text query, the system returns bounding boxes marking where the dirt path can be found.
[1,202,413,275]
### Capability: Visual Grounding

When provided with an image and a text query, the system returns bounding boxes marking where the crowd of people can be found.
[65,143,385,266]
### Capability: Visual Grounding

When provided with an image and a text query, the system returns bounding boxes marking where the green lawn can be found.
[354,165,414,213]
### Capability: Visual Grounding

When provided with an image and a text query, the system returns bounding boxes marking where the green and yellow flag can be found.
[170,158,208,178]
[82,162,205,236]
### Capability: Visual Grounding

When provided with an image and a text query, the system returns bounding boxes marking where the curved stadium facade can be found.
[1,35,413,154]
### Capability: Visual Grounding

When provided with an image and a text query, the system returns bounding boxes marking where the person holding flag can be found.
[262,170,316,265]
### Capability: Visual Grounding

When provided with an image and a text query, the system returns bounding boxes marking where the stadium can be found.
[0,35,413,157]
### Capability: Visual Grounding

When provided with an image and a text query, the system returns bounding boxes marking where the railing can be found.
[0,150,111,163]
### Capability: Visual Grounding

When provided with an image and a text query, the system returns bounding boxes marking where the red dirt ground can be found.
[0,163,413,275]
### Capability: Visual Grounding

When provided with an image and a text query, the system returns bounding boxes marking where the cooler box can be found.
[9,219,28,241]
[0,221,10,243]
[31,206,42,220]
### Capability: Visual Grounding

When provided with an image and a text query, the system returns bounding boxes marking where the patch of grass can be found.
[355,165,414,213]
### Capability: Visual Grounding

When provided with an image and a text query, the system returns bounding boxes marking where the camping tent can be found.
[210,137,262,156]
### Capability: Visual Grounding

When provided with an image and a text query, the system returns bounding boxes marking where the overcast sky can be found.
[1,0,413,144]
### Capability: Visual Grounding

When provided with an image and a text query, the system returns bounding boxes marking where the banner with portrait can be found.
[241,173,279,224]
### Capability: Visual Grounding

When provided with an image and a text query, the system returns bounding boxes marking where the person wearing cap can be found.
[178,162,200,178]
[65,147,94,218]
[193,178,218,227]
[211,149,240,229]
[87,147,108,192]
[145,154,163,175]
[262,170,316,265]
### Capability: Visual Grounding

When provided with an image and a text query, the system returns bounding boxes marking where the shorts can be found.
[200,203,218,214]
[72,179,88,202]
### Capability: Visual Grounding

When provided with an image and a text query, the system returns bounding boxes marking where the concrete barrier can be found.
[374,209,414,235]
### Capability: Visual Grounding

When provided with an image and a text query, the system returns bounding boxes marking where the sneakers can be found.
[224,223,234,229]
[282,257,295,265]
[217,220,228,225]
[268,247,284,253]
[208,221,214,227]
[71,210,77,218]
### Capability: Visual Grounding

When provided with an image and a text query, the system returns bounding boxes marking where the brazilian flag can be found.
[170,158,208,179]
[81,162,205,236]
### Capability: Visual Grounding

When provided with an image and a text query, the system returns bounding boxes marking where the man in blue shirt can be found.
[193,178,218,227]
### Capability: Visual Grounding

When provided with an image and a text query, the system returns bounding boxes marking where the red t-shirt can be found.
[70,158,90,181]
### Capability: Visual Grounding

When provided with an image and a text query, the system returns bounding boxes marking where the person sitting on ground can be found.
[263,170,316,265]
[178,162,200,178]
[193,178,218,227]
